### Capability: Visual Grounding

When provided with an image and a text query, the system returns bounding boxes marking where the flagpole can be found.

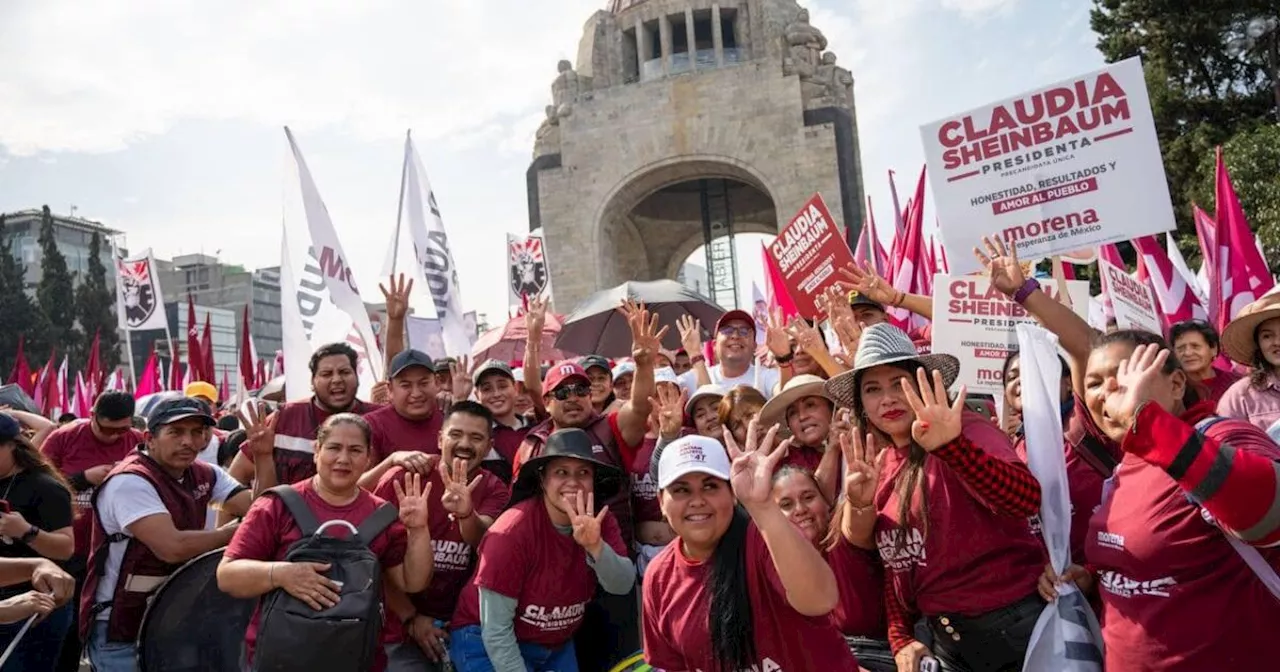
[124,334,137,390]
[387,130,412,367]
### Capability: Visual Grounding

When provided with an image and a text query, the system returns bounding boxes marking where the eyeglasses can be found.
[93,418,132,438]
[551,383,592,401]
[718,325,754,338]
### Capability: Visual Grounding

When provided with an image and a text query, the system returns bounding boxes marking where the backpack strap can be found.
[355,503,399,546]
[265,486,320,537]
[1075,432,1119,478]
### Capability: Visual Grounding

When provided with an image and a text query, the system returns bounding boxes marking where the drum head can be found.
[136,547,256,672]
[609,652,656,672]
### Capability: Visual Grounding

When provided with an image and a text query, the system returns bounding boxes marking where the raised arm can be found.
[677,316,712,388]
[616,301,664,449]
[380,274,412,375]
[523,297,548,418]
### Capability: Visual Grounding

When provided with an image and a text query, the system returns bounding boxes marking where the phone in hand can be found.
[0,500,11,514]
[920,657,940,672]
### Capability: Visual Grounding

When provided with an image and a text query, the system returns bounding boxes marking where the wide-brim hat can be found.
[824,323,960,408]
[1221,289,1280,365]
[509,428,623,507]
[758,374,833,427]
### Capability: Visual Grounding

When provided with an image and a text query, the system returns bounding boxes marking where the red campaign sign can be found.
[767,193,855,318]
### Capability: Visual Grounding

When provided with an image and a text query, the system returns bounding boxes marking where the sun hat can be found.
[684,384,727,416]
[509,428,623,506]
[1221,288,1280,366]
[824,323,960,408]
[657,435,733,489]
[758,374,834,427]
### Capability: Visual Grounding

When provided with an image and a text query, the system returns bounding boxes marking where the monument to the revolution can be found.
[528,0,866,312]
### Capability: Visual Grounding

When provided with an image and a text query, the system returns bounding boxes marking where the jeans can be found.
[0,602,73,672]
[85,621,137,672]
[572,586,638,670]
[928,593,1043,672]
[449,625,577,672]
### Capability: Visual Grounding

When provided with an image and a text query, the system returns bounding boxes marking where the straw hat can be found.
[823,323,960,408]
[758,374,833,427]
[1221,288,1280,365]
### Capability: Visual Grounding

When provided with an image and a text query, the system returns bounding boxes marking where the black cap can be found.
[433,357,457,373]
[473,359,514,385]
[848,289,886,311]
[147,398,216,434]
[579,355,610,373]
[0,413,21,442]
[389,349,435,378]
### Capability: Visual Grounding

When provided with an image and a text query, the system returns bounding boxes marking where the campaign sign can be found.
[931,275,1091,395]
[768,193,856,318]
[920,57,1174,274]
[1099,258,1162,334]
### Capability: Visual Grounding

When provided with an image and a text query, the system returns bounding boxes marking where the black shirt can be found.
[0,469,73,598]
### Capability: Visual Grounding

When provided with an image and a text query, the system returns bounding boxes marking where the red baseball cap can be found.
[715,309,756,333]
[543,361,590,392]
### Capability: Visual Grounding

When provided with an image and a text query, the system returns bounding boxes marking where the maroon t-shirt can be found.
[875,418,1044,616]
[239,398,379,486]
[373,464,509,624]
[40,420,144,562]
[642,523,860,670]
[631,438,663,524]
[450,498,626,647]
[1085,418,1280,671]
[223,479,408,672]
[363,404,443,465]
[827,537,887,638]
[1202,368,1245,401]
[491,421,531,465]
[777,444,824,474]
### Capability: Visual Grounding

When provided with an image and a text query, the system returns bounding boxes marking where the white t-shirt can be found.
[93,465,241,618]
[678,364,780,400]
[196,433,222,530]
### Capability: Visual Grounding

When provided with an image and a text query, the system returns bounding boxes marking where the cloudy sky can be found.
[0,0,1102,325]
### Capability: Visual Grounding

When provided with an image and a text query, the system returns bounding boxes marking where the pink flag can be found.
[1193,205,1221,326]
[866,196,887,274]
[888,166,931,331]
[136,346,161,398]
[73,373,92,418]
[50,357,68,417]
[1132,235,1207,327]
[760,242,799,320]
[1214,146,1276,331]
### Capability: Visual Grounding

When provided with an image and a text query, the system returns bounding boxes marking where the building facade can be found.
[0,207,121,290]
[158,254,283,365]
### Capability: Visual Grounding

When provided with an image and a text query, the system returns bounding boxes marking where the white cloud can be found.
[939,0,1020,19]
[0,0,600,156]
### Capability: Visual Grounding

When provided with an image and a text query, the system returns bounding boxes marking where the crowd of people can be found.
[0,236,1277,672]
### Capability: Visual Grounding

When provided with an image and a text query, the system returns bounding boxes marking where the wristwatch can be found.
[19,526,38,544]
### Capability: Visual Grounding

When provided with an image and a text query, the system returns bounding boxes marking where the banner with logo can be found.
[920,57,1174,274]
[507,234,551,310]
[115,251,168,331]
[1099,258,1162,334]
[767,193,856,318]
[930,275,1090,395]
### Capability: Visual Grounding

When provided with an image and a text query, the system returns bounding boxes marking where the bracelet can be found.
[690,354,706,365]
[892,290,906,307]
[1011,278,1040,305]
[774,351,795,364]
[268,562,277,588]
[454,510,474,521]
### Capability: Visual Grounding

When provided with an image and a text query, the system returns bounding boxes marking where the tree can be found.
[1091,1,1278,235]
[36,205,79,366]
[0,216,49,375]
[1188,123,1280,273]
[75,231,121,376]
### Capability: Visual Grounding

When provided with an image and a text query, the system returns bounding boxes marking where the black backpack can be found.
[250,485,398,672]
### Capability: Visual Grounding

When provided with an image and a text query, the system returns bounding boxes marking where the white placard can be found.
[931,275,1091,395]
[1099,258,1162,334]
[921,57,1174,274]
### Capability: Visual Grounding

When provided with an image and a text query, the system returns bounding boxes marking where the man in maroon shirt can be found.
[230,342,379,493]
[357,349,445,490]
[472,360,533,485]
[37,391,142,672]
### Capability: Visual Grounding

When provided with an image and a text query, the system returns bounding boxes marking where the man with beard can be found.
[374,401,511,671]
[81,399,252,670]
[511,302,661,671]
[228,343,378,494]
[676,310,791,399]
[357,349,445,490]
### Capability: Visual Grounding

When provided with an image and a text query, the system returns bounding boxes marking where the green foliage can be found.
[0,215,49,375]
[75,232,121,375]
[35,205,80,364]
[1091,0,1277,238]
[1186,124,1280,273]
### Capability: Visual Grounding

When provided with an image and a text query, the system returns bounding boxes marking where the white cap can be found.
[657,435,732,489]
[654,367,679,387]
[612,361,636,382]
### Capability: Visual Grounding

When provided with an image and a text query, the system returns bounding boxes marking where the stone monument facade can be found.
[530,0,866,311]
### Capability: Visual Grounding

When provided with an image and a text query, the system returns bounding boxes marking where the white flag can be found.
[1166,235,1208,308]
[282,128,385,398]
[1017,324,1104,672]
[115,250,169,332]
[383,131,472,357]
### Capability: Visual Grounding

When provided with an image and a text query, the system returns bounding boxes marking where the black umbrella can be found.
[555,280,727,358]
[0,385,39,415]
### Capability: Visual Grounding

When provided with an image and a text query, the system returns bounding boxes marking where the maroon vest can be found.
[515,415,636,551]
[79,449,216,643]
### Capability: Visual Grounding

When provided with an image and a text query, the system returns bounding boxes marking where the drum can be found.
[136,547,256,672]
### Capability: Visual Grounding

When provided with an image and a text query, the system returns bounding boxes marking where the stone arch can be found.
[593,154,780,287]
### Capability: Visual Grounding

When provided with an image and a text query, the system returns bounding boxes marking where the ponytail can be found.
[707,506,756,671]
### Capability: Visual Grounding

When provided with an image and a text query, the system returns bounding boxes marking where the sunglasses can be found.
[718,325,754,338]
[551,383,592,401]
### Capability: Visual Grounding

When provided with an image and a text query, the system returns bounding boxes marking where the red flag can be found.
[239,305,255,392]
[185,296,203,386]
[1132,235,1207,328]
[760,242,799,320]
[84,329,102,400]
[6,336,34,397]
[255,359,267,389]
[34,350,56,415]
[1213,147,1275,331]
[136,344,161,398]
[888,165,930,331]
[200,312,214,384]
[219,369,230,406]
